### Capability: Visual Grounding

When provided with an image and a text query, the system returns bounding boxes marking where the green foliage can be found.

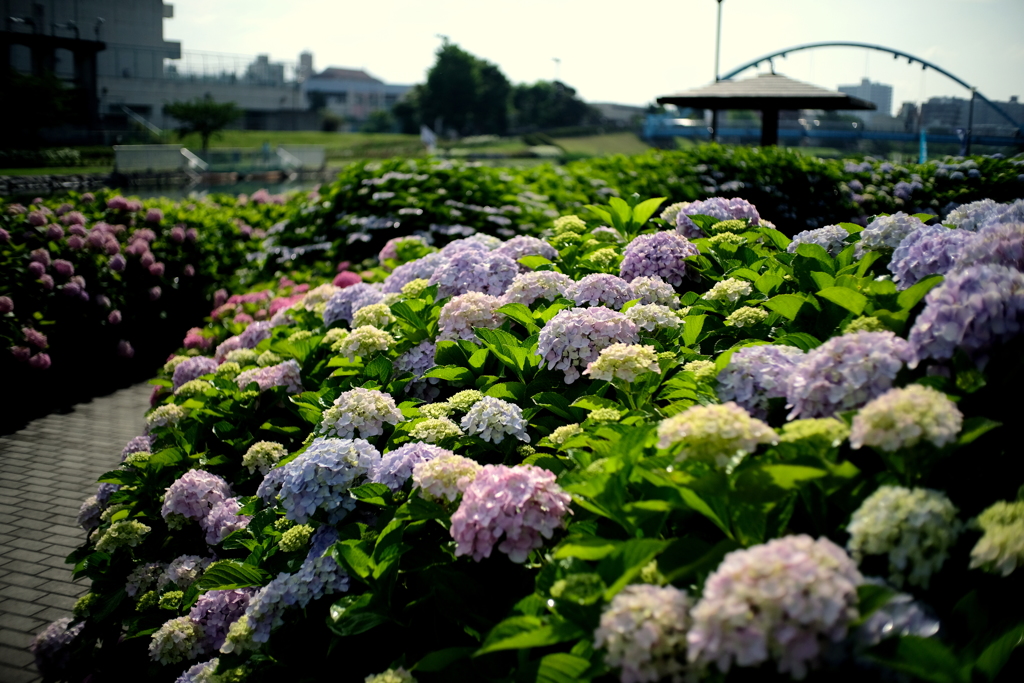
[164,96,242,153]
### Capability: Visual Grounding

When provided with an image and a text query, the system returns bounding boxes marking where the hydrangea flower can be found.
[847,485,961,588]
[77,495,102,531]
[778,418,850,447]
[201,497,252,545]
[716,344,805,418]
[976,198,1024,230]
[400,278,430,297]
[501,271,573,306]
[450,464,572,562]
[149,616,204,664]
[969,500,1024,576]
[190,588,254,652]
[850,384,963,452]
[589,407,623,422]
[379,235,429,263]
[364,667,417,683]
[460,396,530,443]
[787,225,851,256]
[908,264,1024,368]
[320,388,404,439]
[279,524,314,552]
[624,303,681,332]
[945,198,1001,231]
[659,202,689,225]
[301,283,340,311]
[584,343,660,383]
[447,390,484,412]
[95,519,151,553]
[566,273,635,309]
[687,535,863,679]
[785,331,914,419]
[162,470,232,527]
[352,303,396,329]
[323,283,384,326]
[257,350,283,367]
[683,359,717,382]
[495,235,559,263]
[594,584,690,683]
[675,197,761,239]
[725,306,768,327]
[235,359,304,394]
[175,379,212,398]
[274,437,381,523]
[657,402,777,468]
[704,278,753,304]
[628,276,679,308]
[843,316,887,333]
[382,252,445,294]
[412,454,482,502]
[238,321,274,349]
[856,212,927,256]
[160,555,211,591]
[889,225,974,289]
[370,443,452,491]
[30,618,85,679]
[548,423,582,445]
[175,658,219,683]
[409,417,464,443]
[147,404,187,429]
[552,215,587,234]
[620,231,700,286]
[428,249,518,298]
[437,292,505,341]
[953,221,1024,272]
[418,403,452,418]
[333,325,395,361]
[537,307,639,383]
[242,441,288,475]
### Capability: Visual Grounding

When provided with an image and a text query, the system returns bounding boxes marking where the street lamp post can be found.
[711,0,724,142]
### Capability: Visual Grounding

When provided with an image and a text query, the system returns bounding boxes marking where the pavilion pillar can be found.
[760,108,779,146]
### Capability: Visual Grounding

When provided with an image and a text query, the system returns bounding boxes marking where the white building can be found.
[302,68,411,123]
[837,78,893,124]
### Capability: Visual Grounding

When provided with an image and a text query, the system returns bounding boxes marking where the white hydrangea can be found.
[224,348,260,366]
[447,390,484,412]
[628,275,680,309]
[412,454,482,502]
[146,404,187,429]
[549,423,582,446]
[174,379,212,397]
[242,441,288,475]
[409,417,464,443]
[657,402,777,468]
[850,384,963,451]
[148,616,203,664]
[584,343,661,383]
[725,306,768,327]
[321,327,349,348]
[847,486,962,588]
[703,278,752,304]
[320,388,404,439]
[418,403,452,418]
[594,584,690,683]
[969,500,1024,576]
[352,303,396,329]
[624,304,681,332]
[460,396,530,443]
[332,325,395,361]
[683,360,718,382]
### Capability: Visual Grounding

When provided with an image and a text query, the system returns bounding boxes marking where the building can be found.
[919,95,1024,135]
[837,78,893,123]
[302,68,411,125]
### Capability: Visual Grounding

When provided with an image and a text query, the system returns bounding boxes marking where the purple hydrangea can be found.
[785,331,914,419]
[889,225,975,289]
[628,275,679,308]
[395,340,439,398]
[30,618,85,679]
[566,273,635,309]
[201,497,251,545]
[494,235,558,264]
[856,212,927,256]
[787,225,851,256]
[717,344,806,419]
[450,464,572,563]
[908,264,1024,369]
[427,249,518,299]
[945,199,1001,231]
[176,659,218,683]
[619,231,700,286]
[437,292,505,341]
[236,320,272,349]
[189,588,254,652]
[382,252,445,293]
[501,271,573,306]
[369,443,452,491]
[159,555,212,590]
[161,470,232,526]
[687,535,862,679]
[675,197,761,239]
[96,482,120,506]
[77,496,102,532]
[126,562,165,597]
[171,356,219,390]
[594,584,691,683]
[121,434,154,462]
[322,283,384,326]
[536,307,639,383]
[273,437,381,523]
[977,198,1024,230]
[235,359,304,394]
[953,221,1024,272]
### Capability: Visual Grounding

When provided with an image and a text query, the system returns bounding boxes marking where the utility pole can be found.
[711,0,724,143]
[966,87,976,156]
[553,57,561,83]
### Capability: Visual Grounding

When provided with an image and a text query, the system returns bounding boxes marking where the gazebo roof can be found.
[657,73,877,111]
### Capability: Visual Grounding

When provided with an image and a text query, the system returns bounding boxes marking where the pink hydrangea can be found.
[235,359,304,394]
[161,470,232,525]
[566,273,634,309]
[333,271,362,287]
[437,292,505,341]
[201,497,251,545]
[450,464,572,563]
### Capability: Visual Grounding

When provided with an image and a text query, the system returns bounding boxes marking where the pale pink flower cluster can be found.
[594,584,691,683]
[437,292,505,341]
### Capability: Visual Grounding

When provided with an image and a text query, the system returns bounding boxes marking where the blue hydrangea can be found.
[856,212,928,257]
[273,437,381,523]
[566,273,634,309]
[717,344,806,418]
[786,331,914,419]
[382,252,444,294]
[675,197,761,239]
[908,264,1024,369]
[494,235,558,263]
[954,222,1024,272]
[787,225,851,257]
[619,231,699,286]
[977,198,1024,230]
[189,588,254,652]
[172,356,219,391]
[427,248,518,299]
[369,443,453,491]
[889,225,975,289]
[322,283,384,326]
[121,434,154,462]
[945,199,1001,231]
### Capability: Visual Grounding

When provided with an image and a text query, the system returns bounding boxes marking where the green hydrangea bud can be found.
[274,516,295,531]
[549,423,582,446]
[778,418,850,447]
[549,232,584,250]
[517,445,536,457]
[553,215,588,234]
[401,279,430,298]
[447,390,484,412]
[844,316,888,333]
[588,407,622,423]
[216,361,242,379]
[279,524,314,552]
[224,349,260,367]
[123,451,152,468]
[586,247,620,268]
[136,591,158,611]
[159,591,184,611]
[725,306,769,328]
[288,329,314,343]
[73,593,97,617]
[257,350,282,367]
[174,379,212,398]
[708,219,747,235]
[708,231,746,246]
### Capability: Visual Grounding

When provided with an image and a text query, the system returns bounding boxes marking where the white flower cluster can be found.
[437,292,505,341]
[628,276,680,309]
[320,388,404,439]
[409,417,464,443]
[332,325,395,361]
[352,303,396,329]
[969,500,1024,576]
[584,343,661,383]
[847,485,962,588]
[850,384,963,452]
[548,423,582,446]
[460,396,530,443]
[147,404,187,429]
[624,304,681,332]
[703,278,752,304]
[594,584,690,683]
[242,441,288,475]
[657,403,777,468]
[412,454,482,502]
[724,306,768,327]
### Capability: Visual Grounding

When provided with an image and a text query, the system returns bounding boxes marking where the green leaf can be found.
[599,538,669,599]
[630,197,666,226]
[553,536,620,561]
[816,286,867,315]
[328,593,387,637]
[957,417,1001,446]
[571,395,622,412]
[856,584,897,620]
[867,636,966,683]
[476,616,585,655]
[497,303,541,333]
[422,365,474,382]
[974,622,1024,682]
[754,272,785,295]
[608,196,633,229]
[757,464,828,489]
[810,271,835,290]
[413,647,476,672]
[536,653,591,683]
[761,227,792,250]
[196,561,269,590]
[332,541,373,580]
[763,294,806,321]
[391,301,425,328]
[773,333,822,351]
[681,314,706,347]
[897,274,943,310]
[518,255,553,270]
[364,356,393,385]
[486,382,527,402]
[584,204,612,225]
[350,483,390,506]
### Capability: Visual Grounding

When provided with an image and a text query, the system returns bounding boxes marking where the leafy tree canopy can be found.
[163,96,241,153]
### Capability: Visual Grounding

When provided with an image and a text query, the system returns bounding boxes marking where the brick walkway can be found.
[0,383,151,683]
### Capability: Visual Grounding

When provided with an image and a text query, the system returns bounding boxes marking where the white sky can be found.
[166,0,1024,113]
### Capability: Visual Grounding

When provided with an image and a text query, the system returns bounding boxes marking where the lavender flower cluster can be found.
[161,470,232,528]
[270,437,381,524]
[322,283,384,326]
[787,225,851,256]
[619,231,699,286]
[235,359,304,394]
[537,307,639,383]
[437,292,505,341]
[428,248,518,298]
[369,443,452,491]
[855,212,927,256]
[889,225,975,289]
[716,344,805,418]
[594,584,690,683]
[501,270,573,305]
[566,273,635,309]
[675,197,761,239]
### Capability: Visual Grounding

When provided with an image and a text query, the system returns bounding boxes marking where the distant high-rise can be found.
[298,52,314,82]
[838,78,893,123]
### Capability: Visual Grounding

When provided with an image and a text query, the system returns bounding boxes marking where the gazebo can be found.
[657,72,876,146]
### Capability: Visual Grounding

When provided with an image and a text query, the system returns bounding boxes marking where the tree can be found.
[419,40,512,137]
[511,80,600,131]
[163,96,241,154]
[363,109,396,133]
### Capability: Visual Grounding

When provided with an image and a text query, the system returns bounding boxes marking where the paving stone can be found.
[0,645,35,668]
[0,573,47,590]
[0,662,40,683]
[0,598,48,618]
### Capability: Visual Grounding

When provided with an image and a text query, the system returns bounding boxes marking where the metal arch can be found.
[720,41,1022,131]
